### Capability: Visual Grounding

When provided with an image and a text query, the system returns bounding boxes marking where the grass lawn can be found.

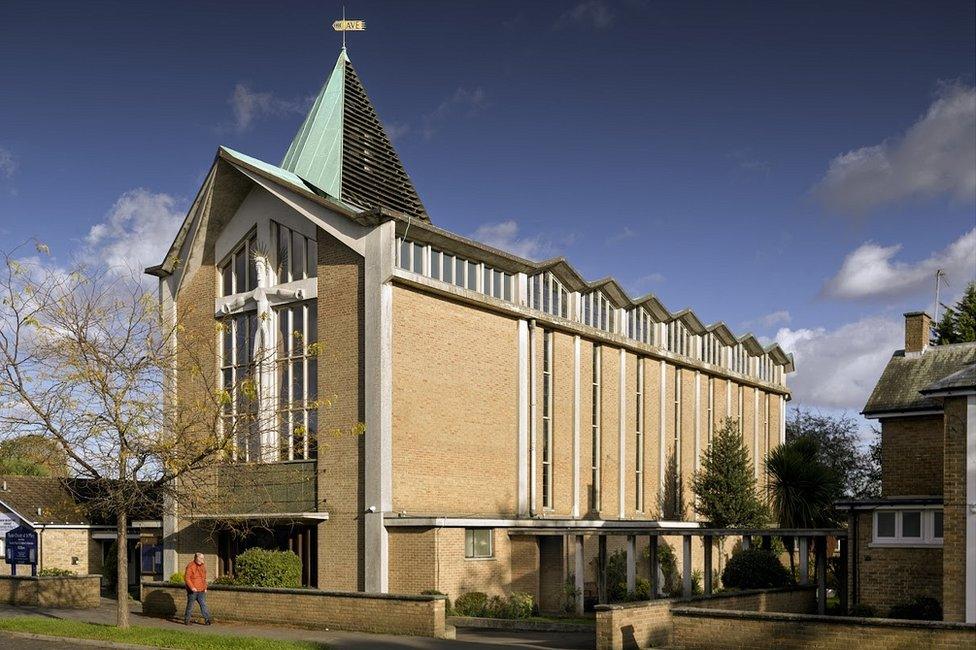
[0,616,328,649]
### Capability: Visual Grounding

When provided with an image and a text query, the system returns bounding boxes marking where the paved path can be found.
[0,599,594,650]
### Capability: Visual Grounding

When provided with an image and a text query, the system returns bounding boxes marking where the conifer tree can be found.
[692,418,767,528]
[933,281,976,344]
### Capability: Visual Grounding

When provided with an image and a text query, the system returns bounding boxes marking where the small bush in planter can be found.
[233,548,302,588]
[888,597,942,621]
[421,589,452,614]
[721,548,792,590]
[211,575,237,586]
[168,572,185,586]
[453,591,488,617]
[38,568,76,577]
[484,595,508,618]
[507,592,535,619]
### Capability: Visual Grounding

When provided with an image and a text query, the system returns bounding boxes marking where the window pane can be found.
[247,236,258,291]
[483,266,490,295]
[234,250,245,294]
[399,239,410,270]
[933,511,943,539]
[493,270,502,298]
[876,512,896,538]
[306,238,317,277]
[292,231,305,281]
[412,243,424,274]
[443,255,453,283]
[466,261,477,290]
[503,274,512,301]
[475,530,490,557]
[902,511,921,538]
[430,250,441,280]
[277,224,289,281]
[222,263,232,297]
[464,530,474,557]
[454,258,465,287]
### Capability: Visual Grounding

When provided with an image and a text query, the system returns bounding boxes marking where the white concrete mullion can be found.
[780,395,787,445]
[529,324,538,516]
[694,371,701,472]
[572,336,581,519]
[659,361,667,499]
[618,349,627,519]
[754,389,760,478]
[517,320,530,516]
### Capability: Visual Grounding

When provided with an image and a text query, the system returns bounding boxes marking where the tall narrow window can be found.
[707,377,714,443]
[635,359,645,512]
[542,330,554,510]
[591,345,602,511]
[219,232,259,297]
[275,222,316,283]
[276,301,318,461]
[673,368,681,465]
[220,312,258,461]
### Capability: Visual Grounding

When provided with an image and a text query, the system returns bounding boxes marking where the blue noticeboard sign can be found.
[5,525,38,573]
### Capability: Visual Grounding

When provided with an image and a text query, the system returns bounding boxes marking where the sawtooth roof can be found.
[863,343,976,416]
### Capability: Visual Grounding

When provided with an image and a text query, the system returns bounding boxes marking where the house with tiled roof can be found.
[0,476,162,588]
[838,312,975,623]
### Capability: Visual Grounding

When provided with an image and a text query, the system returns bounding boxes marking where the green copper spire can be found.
[281,49,428,219]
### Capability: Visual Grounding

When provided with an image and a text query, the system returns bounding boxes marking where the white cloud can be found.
[229,83,307,133]
[744,310,792,330]
[423,87,487,138]
[823,228,976,300]
[0,146,16,178]
[554,1,615,30]
[385,122,411,143]
[85,189,184,278]
[815,83,976,214]
[775,316,902,410]
[472,220,549,260]
[631,273,665,293]
[606,226,637,245]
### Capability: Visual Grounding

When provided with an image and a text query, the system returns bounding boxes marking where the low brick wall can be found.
[0,575,101,608]
[671,608,976,649]
[142,582,449,638]
[595,587,817,650]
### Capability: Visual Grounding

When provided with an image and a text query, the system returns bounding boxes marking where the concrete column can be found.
[648,535,660,598]
[703,535,713,595]
[597,535,608,604]
[572,336,581,519]
[815,536,827,615]
[798,537,809,586]
[574,535,585,616]
[517,319,529,516]
[626,535,636,594]
[838,535,849,614]
[741,535,751,551]
[682,535,693,598]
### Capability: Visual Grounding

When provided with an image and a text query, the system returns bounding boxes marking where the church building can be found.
[149,48,795,609]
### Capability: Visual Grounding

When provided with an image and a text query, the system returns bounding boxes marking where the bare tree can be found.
[0,242,251,628]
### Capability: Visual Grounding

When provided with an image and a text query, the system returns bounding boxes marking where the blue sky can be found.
[1,1,974,434]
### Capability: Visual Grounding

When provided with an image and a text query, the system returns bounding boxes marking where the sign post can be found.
[5,525,38,576]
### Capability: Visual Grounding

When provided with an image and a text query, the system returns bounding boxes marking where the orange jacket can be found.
[184,561,207,592]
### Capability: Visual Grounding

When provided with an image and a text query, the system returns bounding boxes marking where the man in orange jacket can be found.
[183,553,213,625]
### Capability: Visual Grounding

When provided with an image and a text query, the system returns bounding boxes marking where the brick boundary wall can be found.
[595,587,816,650]
[0,575,101,609]
[142,582,450,638]
[670,608,976,650]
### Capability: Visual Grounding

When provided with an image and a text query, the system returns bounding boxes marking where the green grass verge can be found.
[0,616,327,650]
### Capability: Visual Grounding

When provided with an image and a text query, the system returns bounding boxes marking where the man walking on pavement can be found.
[183,552,213,625]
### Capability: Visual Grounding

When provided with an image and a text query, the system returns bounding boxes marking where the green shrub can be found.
[420,589,452,614]
[168,572,184,585]
[691,569,703,596]
[848,603,876,617]
[562,577,580,613]
[38,568,76,577]
[507,592,534,619]
[453,591,488,617]
[721,549,792,590]
[631,577,651,601]
[484,595,508,618]
[211,575,237,586]
[888,597,942,621]
[233,549,302,589]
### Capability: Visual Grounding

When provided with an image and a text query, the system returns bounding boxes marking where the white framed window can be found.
[219,231,259,297]
[274,221,317,284]
[529,272,569,319]
[542,330,554,510]
[464,529,493,559]
[582,292,615,333]
[275,300,318,461]
[706,376,714,443]
[627,308,654,345]
[219,311,259,461]
[873,509,943,546]
[591,344,602,511]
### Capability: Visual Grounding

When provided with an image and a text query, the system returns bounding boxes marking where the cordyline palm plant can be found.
[765,436,842,575]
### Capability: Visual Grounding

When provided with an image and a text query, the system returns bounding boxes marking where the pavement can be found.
[0,598,595,650]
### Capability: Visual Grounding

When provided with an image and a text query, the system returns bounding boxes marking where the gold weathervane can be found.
[333,9,365,50]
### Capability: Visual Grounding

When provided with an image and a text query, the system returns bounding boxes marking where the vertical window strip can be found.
[219,232,260,297]
[542,330,554,510]
[707,377,714,443]
[273,221,316,284]
[635,359,644,512]
[276,300,318,461]
[591,344,602,511]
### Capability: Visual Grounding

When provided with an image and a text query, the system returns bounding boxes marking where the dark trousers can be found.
[184,590,212,623]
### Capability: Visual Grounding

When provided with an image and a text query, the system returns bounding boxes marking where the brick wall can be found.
[0,575,100,608]
[942,396,968,622]
[853,511,943,611]
[142,582,449,637]
[432,528,537,602]
[880,415,944,497]
[670,608,975,650]
[316,229,366,591]
[40,529,90,574]
[595,587,816,650]
[387,527,437,595]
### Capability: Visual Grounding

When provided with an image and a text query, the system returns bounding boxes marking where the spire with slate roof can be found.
[281,49,428,220]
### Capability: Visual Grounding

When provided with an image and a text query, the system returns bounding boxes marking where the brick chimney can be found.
[904,311,932,354]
